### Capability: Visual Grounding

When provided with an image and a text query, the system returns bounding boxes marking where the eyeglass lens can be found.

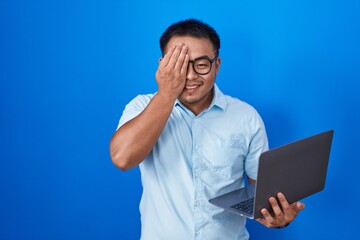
[193,58,212,75]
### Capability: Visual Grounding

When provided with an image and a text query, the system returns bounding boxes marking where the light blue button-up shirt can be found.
[118,84,268,240]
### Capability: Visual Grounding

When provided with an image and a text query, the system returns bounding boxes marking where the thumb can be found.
[295,202,305,212]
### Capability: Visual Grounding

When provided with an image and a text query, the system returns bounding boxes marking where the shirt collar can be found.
[174,83,227,112]
[210,83,227,111]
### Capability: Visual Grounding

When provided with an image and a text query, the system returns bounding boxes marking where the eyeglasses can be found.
[188,55,218,75]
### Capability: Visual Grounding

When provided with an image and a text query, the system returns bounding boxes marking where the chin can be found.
[179,96,200,105]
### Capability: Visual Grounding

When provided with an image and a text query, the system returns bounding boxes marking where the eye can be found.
[195,59,210,69]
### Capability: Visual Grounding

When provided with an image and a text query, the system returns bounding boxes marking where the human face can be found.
[165,36,221,115]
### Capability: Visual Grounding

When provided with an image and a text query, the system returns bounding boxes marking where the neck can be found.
[180,88,214,116]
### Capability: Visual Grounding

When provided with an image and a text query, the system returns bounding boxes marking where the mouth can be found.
[184,83,202,91]
[185,85,199,90]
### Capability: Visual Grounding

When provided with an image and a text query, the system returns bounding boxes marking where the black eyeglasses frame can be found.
[188,55,219,75]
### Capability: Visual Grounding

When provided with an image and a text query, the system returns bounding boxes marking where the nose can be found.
[186,63,198,80]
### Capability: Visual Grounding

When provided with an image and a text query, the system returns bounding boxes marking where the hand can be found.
[155,44,189,101]
[256,192,305,228]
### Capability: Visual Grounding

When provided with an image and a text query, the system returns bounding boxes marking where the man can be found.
[110,19,305,240]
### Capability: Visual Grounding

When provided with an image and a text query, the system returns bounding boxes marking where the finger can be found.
[167,44,184,68]
[160,45,177,67]
[277,192,291,214]
[261,208,274,223]
[269,196,283,217]
[256,217,270,228]
[174,45,188,71]
[180,54,189,75]
[292,201,305,212]
[298,202,305,210]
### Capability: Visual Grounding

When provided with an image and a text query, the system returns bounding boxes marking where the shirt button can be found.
[195,145,199,150]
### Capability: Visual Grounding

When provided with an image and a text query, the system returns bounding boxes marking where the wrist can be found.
[275,222,290,229]
[156,91,178,103]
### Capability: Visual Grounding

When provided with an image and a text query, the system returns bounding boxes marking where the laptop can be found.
[209,130,334,219]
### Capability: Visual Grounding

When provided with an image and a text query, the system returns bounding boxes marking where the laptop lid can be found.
[209,130,334,219]
[252,130,334,218]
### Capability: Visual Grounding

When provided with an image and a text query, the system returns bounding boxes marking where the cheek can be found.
[204,74,216,85]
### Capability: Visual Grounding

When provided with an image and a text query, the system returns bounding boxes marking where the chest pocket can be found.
[210,138,248,179]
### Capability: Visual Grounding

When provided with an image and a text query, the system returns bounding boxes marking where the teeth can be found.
[186,85,199,89]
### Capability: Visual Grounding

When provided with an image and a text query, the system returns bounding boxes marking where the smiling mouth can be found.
[185,85,198,89]
[185,83,202,90]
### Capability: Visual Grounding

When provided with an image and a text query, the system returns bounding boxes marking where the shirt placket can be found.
[192,118,204,239]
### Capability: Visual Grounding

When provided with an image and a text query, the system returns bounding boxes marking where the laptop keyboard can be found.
[230,198,254,214]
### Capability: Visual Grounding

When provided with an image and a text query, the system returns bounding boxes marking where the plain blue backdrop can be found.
[1,0,359,239]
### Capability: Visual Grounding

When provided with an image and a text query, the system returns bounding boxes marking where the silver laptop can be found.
[209,130,334,219]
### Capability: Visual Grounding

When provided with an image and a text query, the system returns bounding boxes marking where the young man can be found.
[110,19,305,240]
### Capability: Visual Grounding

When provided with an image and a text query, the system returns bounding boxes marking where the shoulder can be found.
[117,93,155,130]
[224,94,259,116]
[125,93,155,110]
[214,85,258,115]
[220,93,265,131]
[213,85,263,123]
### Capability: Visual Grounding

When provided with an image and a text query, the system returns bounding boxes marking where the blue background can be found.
[1,0,359,239]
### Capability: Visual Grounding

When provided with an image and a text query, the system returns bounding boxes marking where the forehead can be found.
[166,36,215,57]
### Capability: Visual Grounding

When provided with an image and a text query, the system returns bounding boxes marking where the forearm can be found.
[110,93,175,171]
[110,44,188,171]
[248,177,256,185]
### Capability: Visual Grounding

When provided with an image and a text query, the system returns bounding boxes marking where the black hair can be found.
[159,19,220,55]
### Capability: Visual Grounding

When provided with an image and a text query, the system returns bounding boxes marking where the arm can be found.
[110,44,189,171]
[248,177,256,185]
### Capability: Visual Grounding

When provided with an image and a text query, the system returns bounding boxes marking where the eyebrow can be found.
[190,55,211,61]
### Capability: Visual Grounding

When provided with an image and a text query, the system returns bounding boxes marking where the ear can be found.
[215,57,221,75]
